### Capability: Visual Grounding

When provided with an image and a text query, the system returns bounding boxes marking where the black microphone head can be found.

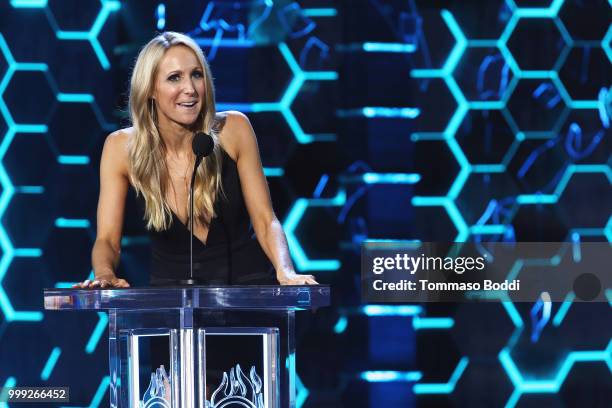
[192,132,214,158]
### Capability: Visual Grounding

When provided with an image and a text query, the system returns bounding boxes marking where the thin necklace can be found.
[166,154,194,226]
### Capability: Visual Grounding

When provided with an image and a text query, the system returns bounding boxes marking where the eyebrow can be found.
[165,67,203,76]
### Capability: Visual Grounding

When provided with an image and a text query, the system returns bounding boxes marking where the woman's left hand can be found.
[277,270,318,285]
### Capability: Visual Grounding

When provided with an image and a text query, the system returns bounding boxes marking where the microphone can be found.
[180,132,214,286]
[192,131,214,162]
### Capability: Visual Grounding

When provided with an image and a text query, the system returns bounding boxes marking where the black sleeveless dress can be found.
[137,147,277,286]
[142,147,277,376]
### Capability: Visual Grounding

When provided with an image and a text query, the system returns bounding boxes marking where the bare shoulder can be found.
[106,127,132,148]
[224,110,251,129]
[102,127,132,176]
[216,111,255,160]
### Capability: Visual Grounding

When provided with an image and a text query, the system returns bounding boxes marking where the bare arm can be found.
[224,111,317,285]
[74,131,130,289]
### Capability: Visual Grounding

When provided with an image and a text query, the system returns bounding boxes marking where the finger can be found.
[306,277,318,284]
[100,280,109,288]
[116,279,130,288]
[109,280,122,288]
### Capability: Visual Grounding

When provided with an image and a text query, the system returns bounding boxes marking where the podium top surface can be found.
[43,285,330,311]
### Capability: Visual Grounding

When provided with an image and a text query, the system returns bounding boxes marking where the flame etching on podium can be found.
[142,364,264,407]
[142,365,171,408]
[209,364,264,408]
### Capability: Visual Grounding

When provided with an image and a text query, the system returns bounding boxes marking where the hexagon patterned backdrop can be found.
[0,0,611,407]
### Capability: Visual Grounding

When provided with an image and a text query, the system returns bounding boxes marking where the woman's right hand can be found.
[72,274,130,289]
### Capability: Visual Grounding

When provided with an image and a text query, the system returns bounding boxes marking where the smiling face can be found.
[152,45,206,129]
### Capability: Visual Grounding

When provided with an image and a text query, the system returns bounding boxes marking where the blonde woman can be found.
[73,31,317,289]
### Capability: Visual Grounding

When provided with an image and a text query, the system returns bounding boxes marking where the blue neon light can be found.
[413,317,455,330]
[362,107,420,118]
[362,305,422,316]
[15,186,44,194]
[333,316,348,334]
[57,155,90,165]
[263,167,284,177]
[302,8,337,18]
[362,42,417,53]
[56,93,94,103]
[10,0,47,8]
[14,248,42,257]
[85,312,108,354]
[55,218,91,228]
[552,292,575,327]
[414,357,469,394]
[0,34,48,322]
[156,3,166,30]
[0,377,17,408]
[47,1,121,70]
[361,371,423,382]
[40,347,61,381]
[362,173,421,184]
[283,192,345,271]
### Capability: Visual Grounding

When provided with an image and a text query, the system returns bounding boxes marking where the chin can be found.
[172,114,200,128]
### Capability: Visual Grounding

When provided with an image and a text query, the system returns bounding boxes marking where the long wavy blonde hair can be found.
[127,31,223,231]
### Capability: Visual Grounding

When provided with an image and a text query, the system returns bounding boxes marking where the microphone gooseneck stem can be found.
[189,156,203,280]
[185,131,213,285]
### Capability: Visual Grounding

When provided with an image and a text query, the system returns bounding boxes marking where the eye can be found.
[167,74,180,82]
[192,71,203,79]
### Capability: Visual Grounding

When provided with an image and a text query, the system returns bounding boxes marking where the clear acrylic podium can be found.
[44,285,330,407]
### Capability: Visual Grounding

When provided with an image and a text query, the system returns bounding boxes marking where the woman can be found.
[74,31,317,289]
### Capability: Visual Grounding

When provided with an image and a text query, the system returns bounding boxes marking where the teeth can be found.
[179,102,196,107]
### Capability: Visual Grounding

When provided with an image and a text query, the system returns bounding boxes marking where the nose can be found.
[183,78,197,95]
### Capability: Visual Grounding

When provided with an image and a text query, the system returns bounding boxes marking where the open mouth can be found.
[177,101,198,109]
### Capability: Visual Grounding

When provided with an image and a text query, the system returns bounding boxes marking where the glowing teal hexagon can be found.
[605,215,612,243]
[603,23,612,64]
[255,43,337,144]
[551,46,612,109]
[283,191,345,271]
[218,42,338,144]
[0,34,47,322]
[505,77,569,137]
[499,14,572,77]
[553,164,612,198]
[44,0,121,70]
[505,0,566,18]
[499,340,612,408]
[411,197,469,242]
[408,10,478,242]
[413,357,469,394]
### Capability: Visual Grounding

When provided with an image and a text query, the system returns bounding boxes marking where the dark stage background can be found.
[0,0,611,407]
